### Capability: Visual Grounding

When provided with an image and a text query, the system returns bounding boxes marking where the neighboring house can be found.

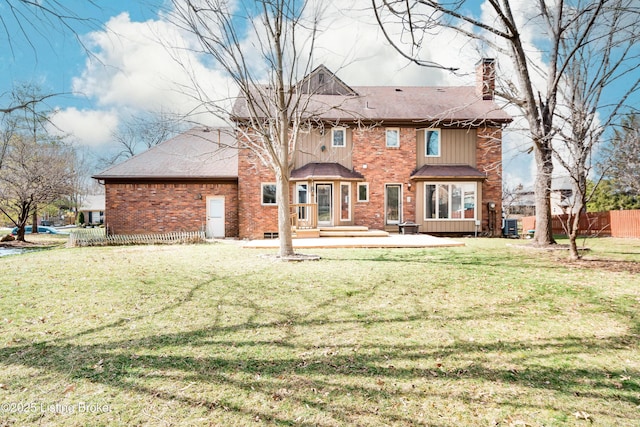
[93,129,238,238]
[79,195,106,225]
[506,177,576,219]
[94,59,511,239]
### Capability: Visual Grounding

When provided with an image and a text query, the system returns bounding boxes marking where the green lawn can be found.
[0,238,638,426]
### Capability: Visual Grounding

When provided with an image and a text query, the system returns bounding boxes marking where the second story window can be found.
[425,129,440,157]
[332,127,346,147]
[386,128,400,148]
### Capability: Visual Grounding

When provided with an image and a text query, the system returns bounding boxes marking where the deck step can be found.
[319,229,389,238]
[293,229,320,238]
[319,226,369,232]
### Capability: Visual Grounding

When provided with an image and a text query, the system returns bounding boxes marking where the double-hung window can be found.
[261,183,277,205]
[386,128,400,148]
[332,128,346,147]
[425,129,440,157]
[357,183,369,202]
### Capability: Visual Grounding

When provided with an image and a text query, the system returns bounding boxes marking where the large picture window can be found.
[425,129,440,157]
[261,183,277,205]
[425,182,476,220]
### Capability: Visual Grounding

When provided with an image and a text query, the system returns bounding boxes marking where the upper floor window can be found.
[386,128,400,148]
[261,183,277,205]
[425,129,440,157]
[332,127,346,147]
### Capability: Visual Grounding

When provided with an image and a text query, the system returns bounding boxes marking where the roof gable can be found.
[295,65,357,96]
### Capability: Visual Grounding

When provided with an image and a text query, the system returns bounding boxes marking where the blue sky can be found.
[0,0,636,187]
[0,1,160,100]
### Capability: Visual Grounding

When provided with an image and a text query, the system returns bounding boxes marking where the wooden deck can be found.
[293,226,389,239]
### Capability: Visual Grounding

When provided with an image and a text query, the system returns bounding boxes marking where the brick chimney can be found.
[476,58,495,100]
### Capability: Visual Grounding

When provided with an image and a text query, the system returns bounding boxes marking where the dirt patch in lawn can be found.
[561,258,640,274]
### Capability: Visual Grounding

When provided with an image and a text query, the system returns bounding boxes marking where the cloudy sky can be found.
[1,0,626,185]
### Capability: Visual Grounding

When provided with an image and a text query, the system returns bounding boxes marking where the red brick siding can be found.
[476,127,503,236]
[105,180,238,237]
[237,146,278,239]
[236,125,504,237]
[352,127,417,230]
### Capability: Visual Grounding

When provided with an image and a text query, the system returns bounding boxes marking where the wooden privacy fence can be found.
[68,229,206,247]
[521,209,640,238]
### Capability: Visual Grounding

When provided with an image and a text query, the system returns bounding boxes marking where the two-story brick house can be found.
[234,59,511,239]
[94,59,511,239]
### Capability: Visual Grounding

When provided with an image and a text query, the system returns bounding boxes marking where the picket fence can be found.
[521,209,640,238]
[68,229,206,247]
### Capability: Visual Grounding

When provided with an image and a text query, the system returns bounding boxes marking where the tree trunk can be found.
[533,145,556,246]
[568,187,586,260]
[276,172,294,258]
[568,213,580,260]
[32,205,39,234]
[15,201,31,242]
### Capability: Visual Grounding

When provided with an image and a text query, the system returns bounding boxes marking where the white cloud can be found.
[61,0,538,187]
[74,13,231,111]
[50,107,119,147]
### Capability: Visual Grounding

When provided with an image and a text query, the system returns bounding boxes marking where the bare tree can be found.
[605,114,640,195]
[0,0,99,57]
[99,111,185,167]
[168,0,328,258]
[553,5,640,260]
[372,0,639,247]
[0,134,75,241]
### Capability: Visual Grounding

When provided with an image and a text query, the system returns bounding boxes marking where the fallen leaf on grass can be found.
[573,411,593,421]
[62,384,75,394]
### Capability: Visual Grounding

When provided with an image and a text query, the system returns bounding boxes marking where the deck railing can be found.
[290,203,317,229]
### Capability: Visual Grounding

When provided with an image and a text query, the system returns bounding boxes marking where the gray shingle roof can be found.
[93,127,238,180]
[291,162,364,181]
[410,164,486,180]
[232,85,512,125]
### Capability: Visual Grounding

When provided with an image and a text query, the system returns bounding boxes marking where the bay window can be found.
[425,182,476,220]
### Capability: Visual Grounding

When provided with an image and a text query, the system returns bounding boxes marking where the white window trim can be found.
[296,183,309,220]
[386,128,400,148]
[332,127,346,147]
[424,182,478,221]
[261,182,277,206]
[340,182,351,221]
[425,128,441,157]
[385,183,403,225]
[357,183,369,202]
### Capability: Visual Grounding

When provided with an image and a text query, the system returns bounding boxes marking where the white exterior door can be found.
[206,197,225,238]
